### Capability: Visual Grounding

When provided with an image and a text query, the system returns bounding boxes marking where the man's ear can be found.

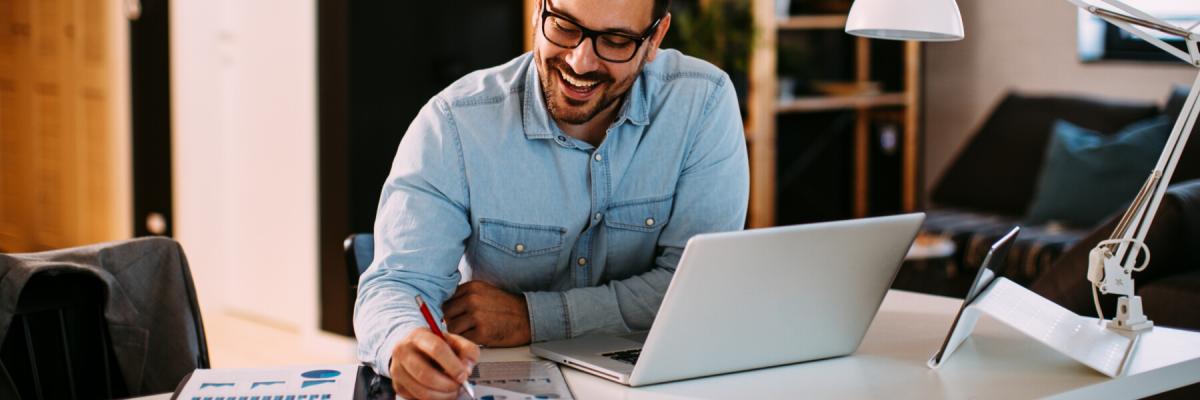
[530,1,541,37]
[645,13,671,63]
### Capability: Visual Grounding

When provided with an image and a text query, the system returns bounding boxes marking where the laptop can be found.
[530,213,925,386]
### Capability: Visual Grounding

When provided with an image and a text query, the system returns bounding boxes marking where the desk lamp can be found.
[845,0,1200,333]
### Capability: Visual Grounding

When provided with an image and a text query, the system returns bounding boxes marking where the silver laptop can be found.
[530,213,925,386]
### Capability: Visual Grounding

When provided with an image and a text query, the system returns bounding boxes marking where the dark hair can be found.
[653,0,671,21]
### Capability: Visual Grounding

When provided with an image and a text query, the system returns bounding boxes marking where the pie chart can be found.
[301,370,342,379]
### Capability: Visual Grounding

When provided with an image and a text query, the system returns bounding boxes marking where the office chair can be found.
[0,271,128,399]
[0,238,210,399]
[344,233,375,289]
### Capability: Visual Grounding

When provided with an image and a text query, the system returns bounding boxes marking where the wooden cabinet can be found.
[0,0,130,252]
[748,0,922,227]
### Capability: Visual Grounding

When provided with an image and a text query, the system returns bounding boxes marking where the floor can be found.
[203,310,359,368]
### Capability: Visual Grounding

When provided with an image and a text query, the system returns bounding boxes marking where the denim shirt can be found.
[354,49,749,376]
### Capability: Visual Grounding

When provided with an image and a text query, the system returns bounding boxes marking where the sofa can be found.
[893,85,1200,304]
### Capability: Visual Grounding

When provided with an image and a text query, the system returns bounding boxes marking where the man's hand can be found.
[389,328,479,400]
[442,280,532,347]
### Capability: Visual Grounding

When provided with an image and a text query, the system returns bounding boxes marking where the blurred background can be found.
[1,0,1196,367]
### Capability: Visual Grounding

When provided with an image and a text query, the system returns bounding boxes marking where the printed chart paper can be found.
[176,365,358,400]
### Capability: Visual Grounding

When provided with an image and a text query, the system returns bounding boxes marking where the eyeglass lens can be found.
[542,15,640,62]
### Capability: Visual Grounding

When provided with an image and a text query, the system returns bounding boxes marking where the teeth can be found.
[560,70,598,89]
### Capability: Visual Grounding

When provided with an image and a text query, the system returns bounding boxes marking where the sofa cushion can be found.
[917,208,1086,287]
[1140,270,1200,331]
[1025,116,1173,228]
[932,92,1159,216]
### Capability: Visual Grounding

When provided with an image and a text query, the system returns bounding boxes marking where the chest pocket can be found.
[479,218,566,257]
[605,195,673,232]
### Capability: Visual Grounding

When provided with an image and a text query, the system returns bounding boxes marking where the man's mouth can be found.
[557,68,603,101]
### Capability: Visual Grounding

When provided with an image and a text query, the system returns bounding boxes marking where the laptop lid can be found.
[627,213,925,386]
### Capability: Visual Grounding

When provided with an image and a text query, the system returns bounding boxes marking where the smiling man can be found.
[353,0,748,398]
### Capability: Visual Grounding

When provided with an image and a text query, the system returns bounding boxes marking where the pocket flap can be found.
[479,219,566,257]
[605,195,673,232]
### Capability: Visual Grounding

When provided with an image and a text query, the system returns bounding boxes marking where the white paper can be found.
[457,360,573,400]
[177,364,358,400]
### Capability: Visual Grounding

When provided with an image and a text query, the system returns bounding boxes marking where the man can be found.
[354,0,748,398]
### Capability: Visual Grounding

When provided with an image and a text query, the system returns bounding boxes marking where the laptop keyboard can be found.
[601,349,641,365]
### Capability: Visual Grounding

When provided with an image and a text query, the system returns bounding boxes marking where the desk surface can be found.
[135,290,1200,400]
[479,290,1200,400]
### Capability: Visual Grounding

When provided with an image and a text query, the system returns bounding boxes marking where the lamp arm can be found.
[1064,0,1200,66]
[1115,71,1200,262]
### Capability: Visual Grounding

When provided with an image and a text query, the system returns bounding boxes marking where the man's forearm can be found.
[524,262,676,342]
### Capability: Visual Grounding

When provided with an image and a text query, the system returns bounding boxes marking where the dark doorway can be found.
[130,0,173,238]
[319,0,526,336]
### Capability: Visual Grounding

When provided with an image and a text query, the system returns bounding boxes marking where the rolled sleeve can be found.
[525,291,571,342]
[353,97,471,377]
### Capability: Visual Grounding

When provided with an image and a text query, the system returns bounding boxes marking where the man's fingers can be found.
[445,312,477,335]
[447,333,482,363]
[399,347,461,393]
[442,296,470,321]
[393,363,457,400]
[415,332,471,381]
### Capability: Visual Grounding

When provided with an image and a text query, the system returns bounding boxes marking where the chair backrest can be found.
[344,233,375,288]
[0,237,209,398]
[0,271,128,399]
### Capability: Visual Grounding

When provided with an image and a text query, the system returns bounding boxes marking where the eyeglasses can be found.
[540,0,662,63]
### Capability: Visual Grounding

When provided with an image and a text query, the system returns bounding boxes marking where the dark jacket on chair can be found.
[0,237,209,396]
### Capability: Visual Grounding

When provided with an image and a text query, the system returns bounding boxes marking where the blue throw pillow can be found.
[1025,116,1173,228]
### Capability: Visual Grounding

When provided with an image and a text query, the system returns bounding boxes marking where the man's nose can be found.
[564,37,601,75]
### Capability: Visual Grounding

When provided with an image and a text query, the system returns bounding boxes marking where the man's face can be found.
[533,0,669,125]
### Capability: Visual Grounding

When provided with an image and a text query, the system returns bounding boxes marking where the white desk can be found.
[134,290,1200,400]
[480,290,1200,399]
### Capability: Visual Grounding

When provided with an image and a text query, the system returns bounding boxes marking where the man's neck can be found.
[555,99,623,147]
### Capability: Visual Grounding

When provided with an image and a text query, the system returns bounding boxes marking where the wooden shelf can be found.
[750,0,922,228]
[776,93,908,113]
[777,15,848,30]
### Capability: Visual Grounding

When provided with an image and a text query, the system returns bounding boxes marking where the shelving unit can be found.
[748,1,922,228]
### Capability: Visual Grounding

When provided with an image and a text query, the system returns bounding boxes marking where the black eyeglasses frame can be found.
[539,0,663,63]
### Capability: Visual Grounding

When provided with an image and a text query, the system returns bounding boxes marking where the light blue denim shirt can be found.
[354,49,749,376]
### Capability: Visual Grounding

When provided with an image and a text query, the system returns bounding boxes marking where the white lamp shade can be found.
[845,0,965,41]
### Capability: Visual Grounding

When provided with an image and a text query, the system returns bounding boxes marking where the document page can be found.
[461,360,574,400]
[176,365,358,400]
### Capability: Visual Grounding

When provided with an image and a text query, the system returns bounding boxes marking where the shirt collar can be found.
[521,55,651,141]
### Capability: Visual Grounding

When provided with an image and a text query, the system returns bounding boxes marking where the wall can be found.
[172,0,319,333]
[923,0,1197,194]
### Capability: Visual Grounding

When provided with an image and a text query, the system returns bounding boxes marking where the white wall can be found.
[171,0,319,333]
[923,0,1197,193]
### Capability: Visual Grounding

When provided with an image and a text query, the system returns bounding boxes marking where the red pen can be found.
[415,294,476,399]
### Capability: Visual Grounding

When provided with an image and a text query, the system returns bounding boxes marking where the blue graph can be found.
[251,381,286,389]
[301,379,336,388]
[199,382,235,389]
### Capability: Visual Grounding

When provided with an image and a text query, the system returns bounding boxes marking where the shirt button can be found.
[594,153,603,162]
[515,243,526,253]
[577,257,587,266]
[557,135,566,142]
[645,218,656,227]
[594,213,603,221]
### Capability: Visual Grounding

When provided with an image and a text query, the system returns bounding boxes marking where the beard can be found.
[537,52,642,125]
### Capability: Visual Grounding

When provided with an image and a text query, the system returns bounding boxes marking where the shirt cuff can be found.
[373,323,418,379]
[525,291,571,342]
